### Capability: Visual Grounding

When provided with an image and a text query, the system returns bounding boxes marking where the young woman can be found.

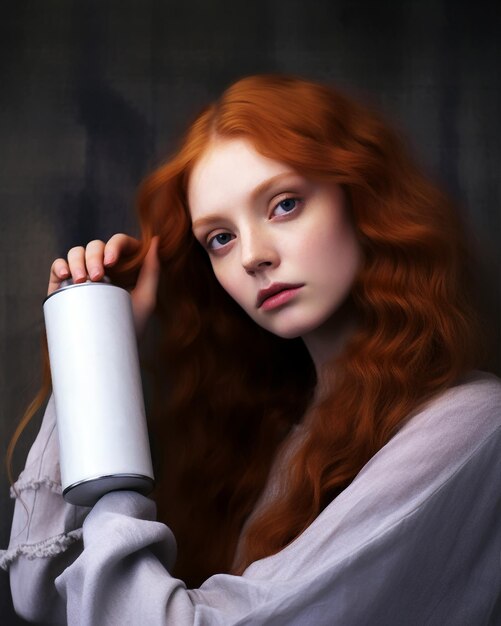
[3,74,501,625]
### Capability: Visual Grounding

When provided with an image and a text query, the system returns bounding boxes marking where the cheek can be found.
[331,227,362,276]
[300,215,361,286]
[212,263,250,307]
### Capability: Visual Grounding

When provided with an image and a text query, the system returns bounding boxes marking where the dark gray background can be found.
[1,1,500,623]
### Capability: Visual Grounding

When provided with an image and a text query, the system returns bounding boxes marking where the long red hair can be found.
[8,74,482,587]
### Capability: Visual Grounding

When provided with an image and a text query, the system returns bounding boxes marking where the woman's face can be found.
[188,138,362,340]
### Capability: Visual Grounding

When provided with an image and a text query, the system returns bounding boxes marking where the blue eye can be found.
[207,232,234,250]
[274,198,298,215]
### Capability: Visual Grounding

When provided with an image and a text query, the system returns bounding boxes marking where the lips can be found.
[256,283,304,308]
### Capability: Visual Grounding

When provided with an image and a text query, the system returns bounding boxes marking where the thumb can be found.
[131,237,161,336]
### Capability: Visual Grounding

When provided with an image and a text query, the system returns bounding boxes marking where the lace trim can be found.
[10,477,62,498]
[0,528,82,571]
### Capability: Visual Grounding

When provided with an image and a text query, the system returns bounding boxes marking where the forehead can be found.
[187,138,293,218]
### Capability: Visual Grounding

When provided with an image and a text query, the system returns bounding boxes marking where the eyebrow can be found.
[191,172,304,231]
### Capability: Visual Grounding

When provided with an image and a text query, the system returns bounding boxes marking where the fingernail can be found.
[104,253,115,265]
[90,268,101,280]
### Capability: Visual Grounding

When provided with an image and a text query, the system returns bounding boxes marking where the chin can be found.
[264,305,348,340]
[261,319,319,340]
[269,328,303,340]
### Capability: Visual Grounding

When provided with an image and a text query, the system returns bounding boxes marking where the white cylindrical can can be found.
[43,279,154,506]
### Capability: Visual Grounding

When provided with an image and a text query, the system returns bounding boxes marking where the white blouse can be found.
[2,371,501,625]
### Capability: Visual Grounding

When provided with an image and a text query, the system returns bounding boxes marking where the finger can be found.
[67,246,88,283]
[84,240,106,281]
[134,237,160,300]
[104,233,141,267]
[48,258,70,295]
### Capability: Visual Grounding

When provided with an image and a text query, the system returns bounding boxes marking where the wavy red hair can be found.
[8,74,482,586]
[130,74,482,581]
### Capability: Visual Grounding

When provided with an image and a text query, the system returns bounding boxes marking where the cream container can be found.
[43,279,154,506]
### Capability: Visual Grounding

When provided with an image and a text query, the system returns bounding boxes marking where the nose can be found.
[240,228,280,275]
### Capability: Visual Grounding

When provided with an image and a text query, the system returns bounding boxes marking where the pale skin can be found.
[48,138,362,374]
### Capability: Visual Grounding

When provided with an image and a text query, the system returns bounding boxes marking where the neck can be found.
[301,297,358,389]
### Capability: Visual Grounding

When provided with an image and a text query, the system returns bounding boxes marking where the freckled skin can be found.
[188,138,362,346]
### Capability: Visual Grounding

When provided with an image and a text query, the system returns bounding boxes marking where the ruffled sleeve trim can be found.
[0,528,83,570]
[3,398,89,572]
[10,476,63,498]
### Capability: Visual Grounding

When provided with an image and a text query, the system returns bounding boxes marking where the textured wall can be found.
[1,1,500,623]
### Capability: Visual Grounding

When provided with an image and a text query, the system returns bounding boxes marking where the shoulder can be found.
[356,370,501,491]
[392,369,501,459]
[423,369,501,423]
[242,372,501,624]
[310,369,501,555]
[246,371,501,577]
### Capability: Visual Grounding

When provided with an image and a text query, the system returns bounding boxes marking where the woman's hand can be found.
[47,234,161,335]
